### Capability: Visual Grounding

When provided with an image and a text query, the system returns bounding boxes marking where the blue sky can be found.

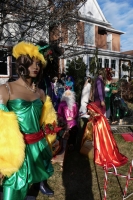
[97,0,133,52]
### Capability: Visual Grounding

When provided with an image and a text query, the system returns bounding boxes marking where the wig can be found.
[15,54,43,85]
[61,90,76,110]
[12,41,46,85]
[13,41,46,66]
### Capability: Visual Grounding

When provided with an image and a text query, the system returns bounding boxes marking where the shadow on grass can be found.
[62,147,94,200]
[61,117,94,200]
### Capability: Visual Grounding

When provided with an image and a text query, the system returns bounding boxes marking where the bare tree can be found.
[0,0,87,47]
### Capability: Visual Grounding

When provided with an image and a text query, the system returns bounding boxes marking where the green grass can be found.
[30,133,133,200]
[1,133,132,199]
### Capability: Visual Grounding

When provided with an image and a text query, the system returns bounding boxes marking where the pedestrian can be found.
[0,41,57,200]
[94,68,106,115]
[58,89,78,150]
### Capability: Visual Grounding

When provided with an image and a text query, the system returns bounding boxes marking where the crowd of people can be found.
[51,75,74,111]
[0,40,132,200]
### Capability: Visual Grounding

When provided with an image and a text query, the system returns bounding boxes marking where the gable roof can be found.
[79,0,110,25]
[78,0,124,34]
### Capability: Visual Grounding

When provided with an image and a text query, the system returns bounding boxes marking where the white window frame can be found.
[107,34,112,50]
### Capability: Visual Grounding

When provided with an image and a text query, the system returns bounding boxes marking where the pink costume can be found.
[57,101,78,129]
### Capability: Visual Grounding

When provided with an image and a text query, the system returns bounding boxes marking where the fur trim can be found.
[40,95,57,125]
[40,95,57,148]
[0,110,25,177]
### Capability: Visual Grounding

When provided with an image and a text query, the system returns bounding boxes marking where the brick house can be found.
[0,0,133,84]
[50,0,133,80]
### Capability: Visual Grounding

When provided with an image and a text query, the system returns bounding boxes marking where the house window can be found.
[11,56,17,77]
[104,59,109,68]
[107,34,112,50]
[68,24,77,45]
[131,62,133,78]
[0,50,9,76]
[98,58,102,68]
[84,23,94,45]
[111,60,116,69]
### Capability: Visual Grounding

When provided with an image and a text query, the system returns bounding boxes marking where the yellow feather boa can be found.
[40,95,57,150]
[0,110,25,177]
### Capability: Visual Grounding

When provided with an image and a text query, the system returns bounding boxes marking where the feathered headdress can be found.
[12,41,46,67]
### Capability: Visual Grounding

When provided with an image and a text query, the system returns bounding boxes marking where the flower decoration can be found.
[65,86,71,90]
[41,121,62,135]
[46,50,52,56]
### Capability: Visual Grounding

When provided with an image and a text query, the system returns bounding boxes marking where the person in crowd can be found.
[94,68,106,115]
[79,75,92,118]
[65,76,74,91]
[78,75,92,150]
[60,73,66,85]
[110,81,131,124]
[57,78,65,103]
[105,68,114,119]
[51,76,59,111]
[57,89,78,150]
[52,77,58,95]
[36,40,62,102]
[0,41,58,200]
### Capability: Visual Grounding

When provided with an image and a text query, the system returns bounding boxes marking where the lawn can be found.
[29,133,133,200]
[1,127,133,200]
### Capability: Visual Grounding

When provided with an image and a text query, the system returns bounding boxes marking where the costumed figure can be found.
[65,76,74,91]
[87,102,128,168]
[94,68,106,115]
[110,81,130,124]
[105,68,114,119]
[51,77,59,111]
[78,76,92,150]
[58,89,78,150]
[79,76,92,118]
[0,41,60,200]
[57,78,65,103]
[36,40,62,104]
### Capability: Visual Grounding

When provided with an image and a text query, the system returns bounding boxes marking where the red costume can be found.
[87,102,128,168]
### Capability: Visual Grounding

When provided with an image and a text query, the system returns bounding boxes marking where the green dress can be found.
[0,99,54,200]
